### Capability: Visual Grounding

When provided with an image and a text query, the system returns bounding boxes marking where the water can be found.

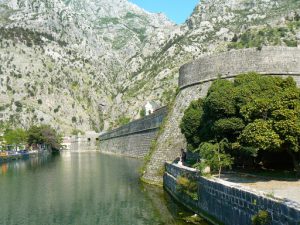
[0,152,208,225]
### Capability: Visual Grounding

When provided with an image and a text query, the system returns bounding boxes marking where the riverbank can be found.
[0,150,45,162]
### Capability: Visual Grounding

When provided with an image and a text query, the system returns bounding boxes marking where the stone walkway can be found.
[218,173,300,204]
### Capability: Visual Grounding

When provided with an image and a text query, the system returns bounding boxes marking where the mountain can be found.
[0,0,299,134]
[119,0,300,124]
[0,0,176,133]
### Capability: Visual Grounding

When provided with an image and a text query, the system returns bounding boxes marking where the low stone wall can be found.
[99,107,167,158]
[164,163,300,225]
[143,47,300,184]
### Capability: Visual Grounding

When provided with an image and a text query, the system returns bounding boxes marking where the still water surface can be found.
[0,152,208,225]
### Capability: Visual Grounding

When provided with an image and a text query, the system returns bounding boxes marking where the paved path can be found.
[219,173,300,204]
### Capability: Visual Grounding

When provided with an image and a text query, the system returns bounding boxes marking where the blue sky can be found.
[129,0,199,24]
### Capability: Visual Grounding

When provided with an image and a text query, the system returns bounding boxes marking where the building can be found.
[144,101,160,116]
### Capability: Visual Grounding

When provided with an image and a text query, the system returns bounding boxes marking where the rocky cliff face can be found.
[0,0,299,134]
[118,0,300,130]
[0,0,176,133]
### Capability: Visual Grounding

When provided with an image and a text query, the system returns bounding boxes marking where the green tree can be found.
[27,125,62,151]
[204,79,237,119]
[181,73,300,175]
[27,125,44,145]
[180,99,204,150]
[239,120,282,151]
[3,128,27,150]
[196,139,233,178]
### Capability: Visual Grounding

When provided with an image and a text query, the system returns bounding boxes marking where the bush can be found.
[37,99,43,104]
[139,108,146,118]
[116,115,130,126]
[252,210,270,225]
[72,116,77,123]
[14,101,22,108]
[176,175,198,200]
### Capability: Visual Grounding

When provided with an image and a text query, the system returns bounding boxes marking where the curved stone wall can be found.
[143,47,300,184]
[179,46,300,89]
[99,107,167,158]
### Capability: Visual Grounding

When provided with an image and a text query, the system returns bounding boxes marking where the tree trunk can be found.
[218,145,221,178]
[287,149,300,177]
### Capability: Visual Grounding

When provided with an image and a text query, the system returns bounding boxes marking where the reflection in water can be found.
[0,152,205,225]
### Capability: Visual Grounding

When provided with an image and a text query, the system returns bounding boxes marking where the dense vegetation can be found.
[180,73,300,175]
[2,125,62,151]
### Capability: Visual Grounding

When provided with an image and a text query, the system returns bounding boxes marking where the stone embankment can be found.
[164,163,300,225]
[99,107,167,158]
[142,47,300,185]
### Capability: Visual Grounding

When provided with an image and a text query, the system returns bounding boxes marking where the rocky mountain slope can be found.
[122,0,300,117]
[0,0,176,133]
[0,0,299,134]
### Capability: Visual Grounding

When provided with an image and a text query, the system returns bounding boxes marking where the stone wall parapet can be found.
[179,47,300,90]
[99,106,167,158]
[100,106,167,141]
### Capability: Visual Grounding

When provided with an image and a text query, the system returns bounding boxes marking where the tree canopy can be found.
[27,125,62,151]
[180,73,300,175]
[3,128,27,146]
[2,125,62,151]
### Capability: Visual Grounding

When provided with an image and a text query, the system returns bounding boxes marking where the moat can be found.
[0,151,208,225]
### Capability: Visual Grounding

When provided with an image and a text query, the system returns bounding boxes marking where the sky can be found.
[129,0,199,24]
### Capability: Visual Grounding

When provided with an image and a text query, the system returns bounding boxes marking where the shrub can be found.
[176,175,198,200]
[54,105,61,113]
[116,115,130,126]
[72,116,77,123]
[252,210,271,225]
[139,108,146,118]
[14,101,22,108]
[37,99,43,104]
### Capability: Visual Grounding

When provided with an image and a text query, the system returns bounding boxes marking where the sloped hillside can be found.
[0,0,176,133]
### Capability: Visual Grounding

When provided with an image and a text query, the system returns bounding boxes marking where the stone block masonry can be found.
[179,46,300,89]
[164,163,300,225]
[143,47,300,184]
[99,107,167,158]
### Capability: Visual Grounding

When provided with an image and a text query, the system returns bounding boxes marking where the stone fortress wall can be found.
[164,163,300,225]
[99,107,167,158]
[142,47,300,184]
